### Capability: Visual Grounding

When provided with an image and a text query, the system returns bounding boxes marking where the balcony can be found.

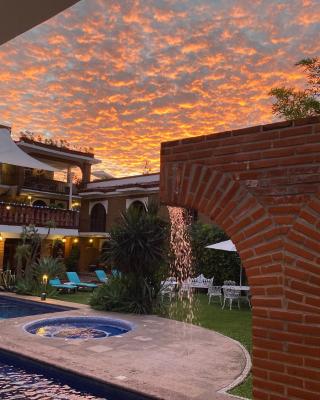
[22,176,78,195]
[0,202,79,229]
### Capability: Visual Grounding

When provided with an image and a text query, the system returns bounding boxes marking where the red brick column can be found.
[160,117,320,400]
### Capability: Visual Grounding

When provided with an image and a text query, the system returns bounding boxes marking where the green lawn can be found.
[52,291,93,305]
[160,294,252,352]
[51,291,252,398]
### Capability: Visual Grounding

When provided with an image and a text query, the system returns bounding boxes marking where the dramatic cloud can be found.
[0,0,319,176]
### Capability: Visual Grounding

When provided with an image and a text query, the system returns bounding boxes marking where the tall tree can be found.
[296,58,320,96]
[269,57,320,120]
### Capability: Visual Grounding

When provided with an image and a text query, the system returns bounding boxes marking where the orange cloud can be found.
[0,0,318,177]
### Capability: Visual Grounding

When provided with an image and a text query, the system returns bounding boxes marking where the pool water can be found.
[0,360,103,399]
[0,350,150,399]
[0,296,74,319]
[25,316,132,339]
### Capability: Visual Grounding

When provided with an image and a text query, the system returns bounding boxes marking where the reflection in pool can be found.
[0,350,150,400]
[0,359,104,399]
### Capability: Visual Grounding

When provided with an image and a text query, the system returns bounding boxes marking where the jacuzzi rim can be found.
[23,316,135,340]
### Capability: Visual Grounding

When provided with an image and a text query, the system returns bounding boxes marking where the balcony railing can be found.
[0,202,79,229]
[22,177,78,195]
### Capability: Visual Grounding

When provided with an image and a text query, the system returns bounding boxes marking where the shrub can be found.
[16,279,58,297]
[90,277,128,311]
[90,276,164,314]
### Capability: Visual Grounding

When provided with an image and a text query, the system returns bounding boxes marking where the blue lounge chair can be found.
[49,278,77,293]
[66,272,98,291]
[95,269,108,283]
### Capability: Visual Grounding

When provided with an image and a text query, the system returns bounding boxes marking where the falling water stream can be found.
[167,207,198,328]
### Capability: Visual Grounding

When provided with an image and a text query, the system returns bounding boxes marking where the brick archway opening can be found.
[160,117,320,400]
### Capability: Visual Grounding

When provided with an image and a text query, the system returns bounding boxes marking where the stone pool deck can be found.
[0,293,250,400]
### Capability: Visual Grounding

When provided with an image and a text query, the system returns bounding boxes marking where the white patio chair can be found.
[223,280,236,286]
[191,277,198,287]
[180,279,192,296]
[202,277,213,288]
[222,287,241,310]
[208,285,222,305]
[160,282,175,301]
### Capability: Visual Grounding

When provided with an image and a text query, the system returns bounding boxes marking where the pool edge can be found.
[0,346,160,400]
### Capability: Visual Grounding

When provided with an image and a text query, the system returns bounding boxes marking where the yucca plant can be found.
[101,202,168,314]
[32,256,66,282]
[16,256,65,296]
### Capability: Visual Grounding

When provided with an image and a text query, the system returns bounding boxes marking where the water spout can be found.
[168,206,198,328]
[167,206,193,283]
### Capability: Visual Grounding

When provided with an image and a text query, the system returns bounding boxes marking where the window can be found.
[90,203,106,232]
[129,200,146,213]
[33,200,47,207]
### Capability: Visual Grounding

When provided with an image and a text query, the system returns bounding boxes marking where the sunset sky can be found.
[0,0,319,177]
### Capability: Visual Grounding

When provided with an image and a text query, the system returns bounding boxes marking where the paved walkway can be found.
[0,293,250,400]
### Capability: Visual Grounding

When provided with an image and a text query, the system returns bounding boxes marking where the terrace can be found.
[0,293,250,400]
[22,175,78,195]
[0,202,79,229]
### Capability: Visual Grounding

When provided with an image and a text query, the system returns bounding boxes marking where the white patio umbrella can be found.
[206,240,237,252]
[0,127,57,171]
[205,240,243,286]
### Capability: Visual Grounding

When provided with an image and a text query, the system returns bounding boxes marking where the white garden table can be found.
[222,285,250,291]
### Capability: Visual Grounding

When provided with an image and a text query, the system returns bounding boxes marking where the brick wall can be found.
[160,116,320,400]
[107,197,127,229]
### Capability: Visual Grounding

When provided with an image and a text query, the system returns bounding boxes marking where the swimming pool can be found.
[0,295,75,319]
[0,349,152,399]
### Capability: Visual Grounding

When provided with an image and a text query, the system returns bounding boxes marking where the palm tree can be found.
[102,202,168,313]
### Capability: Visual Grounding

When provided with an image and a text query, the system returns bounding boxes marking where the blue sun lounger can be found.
[95,269,108,283]
[49,278,77,292]
[66,271,98,291]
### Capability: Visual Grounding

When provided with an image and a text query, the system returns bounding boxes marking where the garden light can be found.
[41,274,48,301]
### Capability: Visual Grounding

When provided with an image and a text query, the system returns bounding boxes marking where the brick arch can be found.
[160,117,320,400]
[163,161,281,273]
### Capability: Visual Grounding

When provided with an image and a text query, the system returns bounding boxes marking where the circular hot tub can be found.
[24,316,133,339]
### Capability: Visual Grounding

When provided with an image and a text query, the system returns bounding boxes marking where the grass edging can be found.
[215,332,252,398]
